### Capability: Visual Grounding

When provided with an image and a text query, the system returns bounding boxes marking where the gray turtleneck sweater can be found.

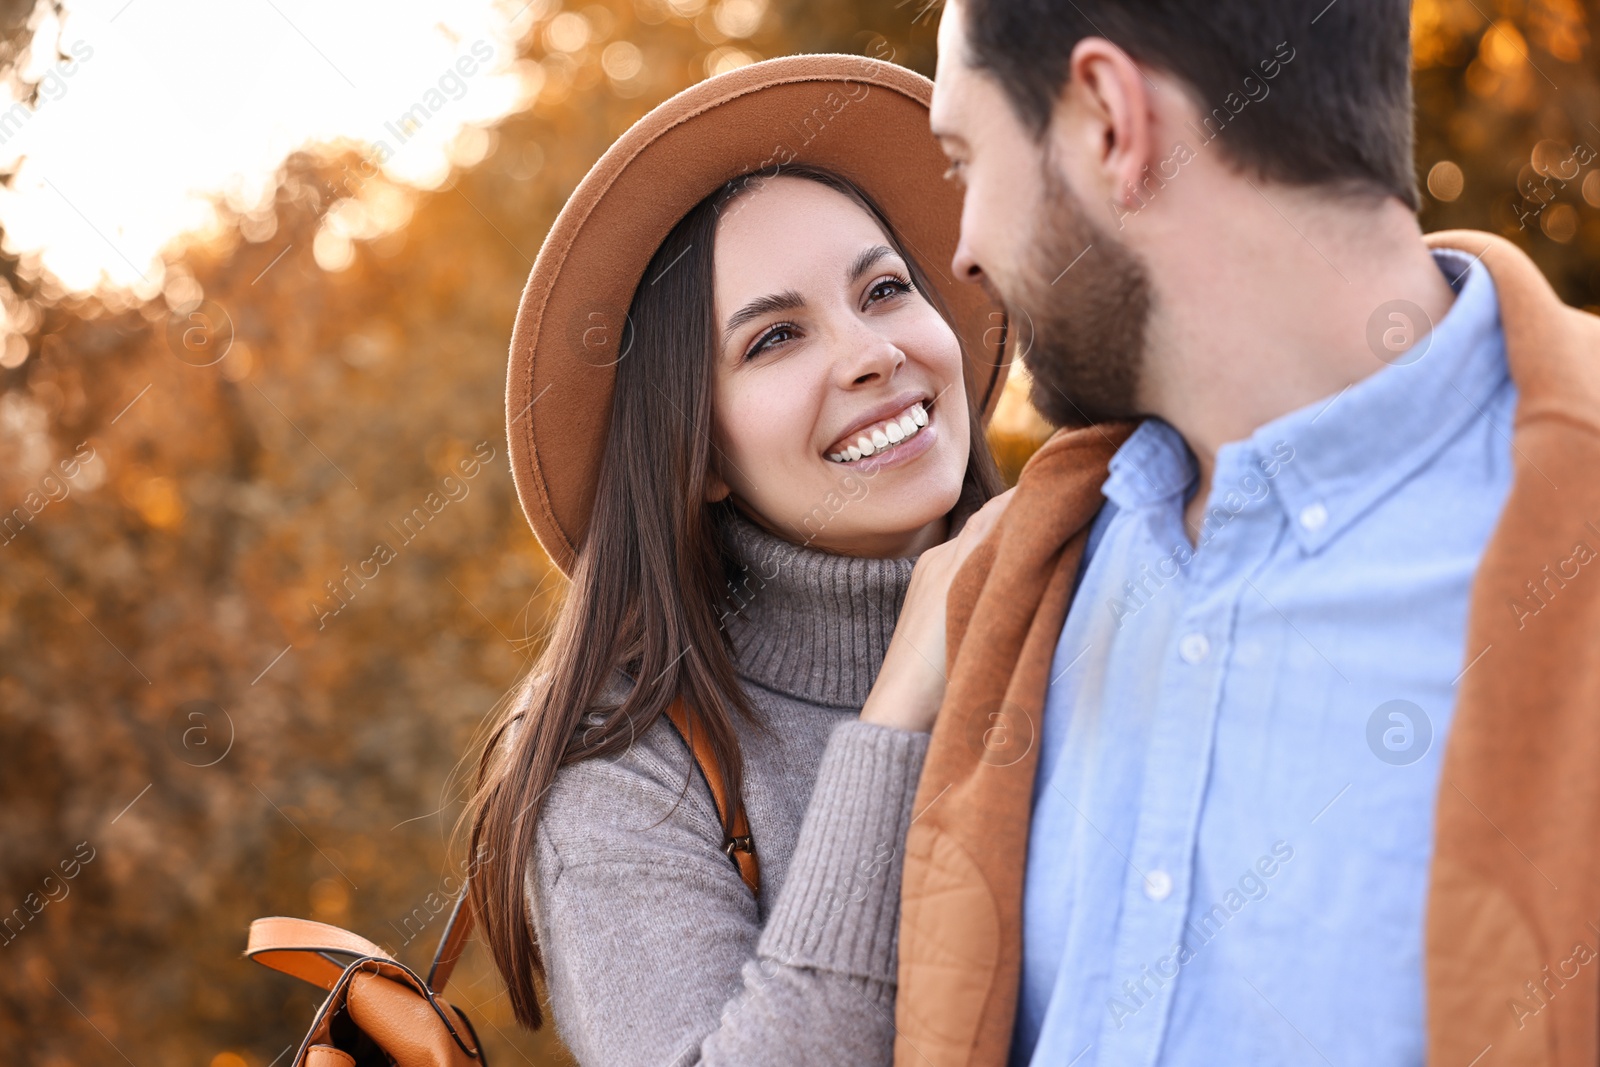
[525,512,932,1066]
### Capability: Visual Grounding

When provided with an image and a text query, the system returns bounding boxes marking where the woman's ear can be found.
[705,470,732,504]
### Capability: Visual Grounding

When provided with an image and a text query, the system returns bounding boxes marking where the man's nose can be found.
[951,234,984,285]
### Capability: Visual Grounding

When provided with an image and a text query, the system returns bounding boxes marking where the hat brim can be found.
[506,53,1011,575]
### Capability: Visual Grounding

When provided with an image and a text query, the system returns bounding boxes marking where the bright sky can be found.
[0,0,545,299]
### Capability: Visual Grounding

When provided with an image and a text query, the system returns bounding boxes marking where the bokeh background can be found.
[1,0,1597,1063]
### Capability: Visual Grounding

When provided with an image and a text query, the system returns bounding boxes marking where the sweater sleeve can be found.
[528,718,930,1067]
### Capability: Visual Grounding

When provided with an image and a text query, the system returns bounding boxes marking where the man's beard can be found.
[990,162,1152,428]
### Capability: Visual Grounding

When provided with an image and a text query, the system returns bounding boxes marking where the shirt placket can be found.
[1094,469,1266,1067]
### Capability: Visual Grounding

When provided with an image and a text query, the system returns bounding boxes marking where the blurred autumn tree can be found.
[0,1,1597,1065]
[1413,0,1600,308]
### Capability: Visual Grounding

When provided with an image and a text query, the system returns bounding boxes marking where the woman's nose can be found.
[834,331,905,388]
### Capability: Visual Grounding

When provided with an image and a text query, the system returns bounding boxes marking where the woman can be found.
[468,55,1014,1065]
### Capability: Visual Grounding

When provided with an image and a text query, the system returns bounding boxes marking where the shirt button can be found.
[1178,633,1210,664]
[1144,869,1173,901]
[1299,502,1329,531]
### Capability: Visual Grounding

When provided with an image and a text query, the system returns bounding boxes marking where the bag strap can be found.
[663,695,760,896]
[426,887,473,991]
[245,917,397,991]
[248,905,473,999]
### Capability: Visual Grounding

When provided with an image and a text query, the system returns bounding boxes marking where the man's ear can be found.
[1047,37,1155,211]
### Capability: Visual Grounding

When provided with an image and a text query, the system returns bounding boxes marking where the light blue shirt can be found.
[1014,248,1516,1067]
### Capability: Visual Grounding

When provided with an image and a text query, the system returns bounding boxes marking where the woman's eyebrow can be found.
[847,244,898,283]
[720,245,902,349]
[723,289,804,348]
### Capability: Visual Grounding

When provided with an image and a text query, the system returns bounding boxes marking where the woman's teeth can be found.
[827,402,930,463]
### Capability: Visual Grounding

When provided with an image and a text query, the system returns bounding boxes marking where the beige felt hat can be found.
[505,53,1011,575]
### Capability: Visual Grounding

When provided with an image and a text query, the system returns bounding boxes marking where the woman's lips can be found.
[825,400,931,464]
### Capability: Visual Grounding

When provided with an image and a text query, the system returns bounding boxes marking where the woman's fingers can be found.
[909,487,1016,586]
[952,486,1016,564]
[859,488,1020,733]
[901,486,1016,605]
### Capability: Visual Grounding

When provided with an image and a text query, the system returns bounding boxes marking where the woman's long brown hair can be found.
[465,162,1005,1029]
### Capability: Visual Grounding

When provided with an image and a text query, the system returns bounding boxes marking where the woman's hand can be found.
[858,488,1016,733]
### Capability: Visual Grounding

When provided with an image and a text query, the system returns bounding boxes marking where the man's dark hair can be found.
[954,0,1420,210]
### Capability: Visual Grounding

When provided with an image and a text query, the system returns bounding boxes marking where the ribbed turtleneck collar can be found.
[718,511,922,710]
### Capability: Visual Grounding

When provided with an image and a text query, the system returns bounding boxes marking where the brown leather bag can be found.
[246,892,486,1067]
[246,697,757,1066]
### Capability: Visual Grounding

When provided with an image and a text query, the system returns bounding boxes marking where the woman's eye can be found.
[867,275,914,304]
[745,323,795,361]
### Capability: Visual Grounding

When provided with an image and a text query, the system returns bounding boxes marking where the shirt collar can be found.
[1228,246,1508,553]
[1100,416,1196,511]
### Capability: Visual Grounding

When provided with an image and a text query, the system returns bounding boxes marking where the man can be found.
[895,1,1600,1065]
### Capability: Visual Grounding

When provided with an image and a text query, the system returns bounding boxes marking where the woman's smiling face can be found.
[707,176,972,558]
